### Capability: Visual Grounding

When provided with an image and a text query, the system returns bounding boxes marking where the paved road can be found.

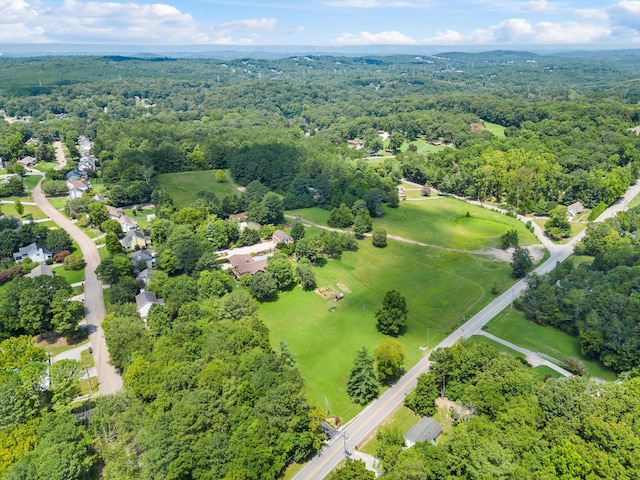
[293,182,640,480]
[33,182,123,395]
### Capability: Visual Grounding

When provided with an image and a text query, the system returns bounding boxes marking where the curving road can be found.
[33,180,122,395]
[293,181,640,480]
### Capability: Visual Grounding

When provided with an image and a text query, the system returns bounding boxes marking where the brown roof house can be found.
[228,253,268,278]
[135,290,164,321]
[272,230,294,245]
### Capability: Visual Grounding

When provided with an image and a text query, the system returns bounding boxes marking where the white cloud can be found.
[0,0,278,44]
[609,1,640,30]
[325,0,431,7]
[522,0,556,12]
[575,8,609,22]
[331,30,416,45]
[218,18,276,31]
[422,29,465,44]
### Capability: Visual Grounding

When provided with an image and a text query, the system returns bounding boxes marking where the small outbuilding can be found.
[567,202,585,217]
[404,417,443,448]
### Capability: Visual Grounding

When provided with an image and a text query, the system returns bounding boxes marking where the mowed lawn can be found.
[157,169,240,208]
[260,238,515,420]
[374,199,538,250]
[484,309,616,381]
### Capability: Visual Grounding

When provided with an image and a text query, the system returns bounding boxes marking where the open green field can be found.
[260,237,515,420]
[483,308,616,381]
[483,121,506,137]
[289,198,537,251]
[0,202,48,220]
[372,199,538,250]
[157,169,239,208]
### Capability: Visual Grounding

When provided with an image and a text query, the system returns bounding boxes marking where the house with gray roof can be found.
[131,249,153,269]
[135,290,165,321]
[404,417,443,447]
[13,243,53,263]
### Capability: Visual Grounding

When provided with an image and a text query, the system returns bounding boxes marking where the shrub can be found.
[53,250,71,263]
[64,255,86,271]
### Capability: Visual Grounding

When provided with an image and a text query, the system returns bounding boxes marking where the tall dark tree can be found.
[511,246,533,278]
[346,347,379,405]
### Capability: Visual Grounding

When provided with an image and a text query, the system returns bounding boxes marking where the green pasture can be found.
[484,308,616,381]
[286,207,329,226]
[288,198,537,251]
[157,169,239,208]
[260,237,515,420]
[374,198,538,250]
[400,180,432,199]
[483,121,506,137]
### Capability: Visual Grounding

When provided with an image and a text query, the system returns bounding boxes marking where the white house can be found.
[135,291,165,321]
[13,243,53,263]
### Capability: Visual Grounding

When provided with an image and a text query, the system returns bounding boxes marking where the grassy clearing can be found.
[0,202,48,220]
[483,121,506,137]
[34,161,58,172]
[360,406,420,455]
[260,237,515,420]
[286,207,330,226]
[23,175,43,190]
[157,169,239,208]
[47,196,68,210]
[53,267,85,285]
[484,308,616,381]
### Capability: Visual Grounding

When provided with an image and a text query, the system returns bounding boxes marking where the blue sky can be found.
[1,0,640,47]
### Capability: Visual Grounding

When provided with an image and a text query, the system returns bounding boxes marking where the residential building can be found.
[135,290,165,321]
[120,231,149,251]
[13,242,53,263]
[228,253,268,277]
[404,417,443,447]
[272,229,294,245]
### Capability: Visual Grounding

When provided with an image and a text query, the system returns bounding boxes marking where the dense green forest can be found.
[2,50,640,478]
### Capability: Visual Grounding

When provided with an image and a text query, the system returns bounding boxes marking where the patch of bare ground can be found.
[479,245,545,264]
[436,396,473,419]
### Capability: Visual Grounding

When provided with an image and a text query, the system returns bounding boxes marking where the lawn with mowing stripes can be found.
[289,198,537,251]
[157,169,240,208]
[483,308,616,381]
[260,237,515,420]
[372,199,538,250]
[483,121,506,137]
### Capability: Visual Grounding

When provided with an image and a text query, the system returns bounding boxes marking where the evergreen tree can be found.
[346,347,379,405]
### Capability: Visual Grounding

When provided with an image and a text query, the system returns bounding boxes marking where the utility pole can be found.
[340,431,349,460]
